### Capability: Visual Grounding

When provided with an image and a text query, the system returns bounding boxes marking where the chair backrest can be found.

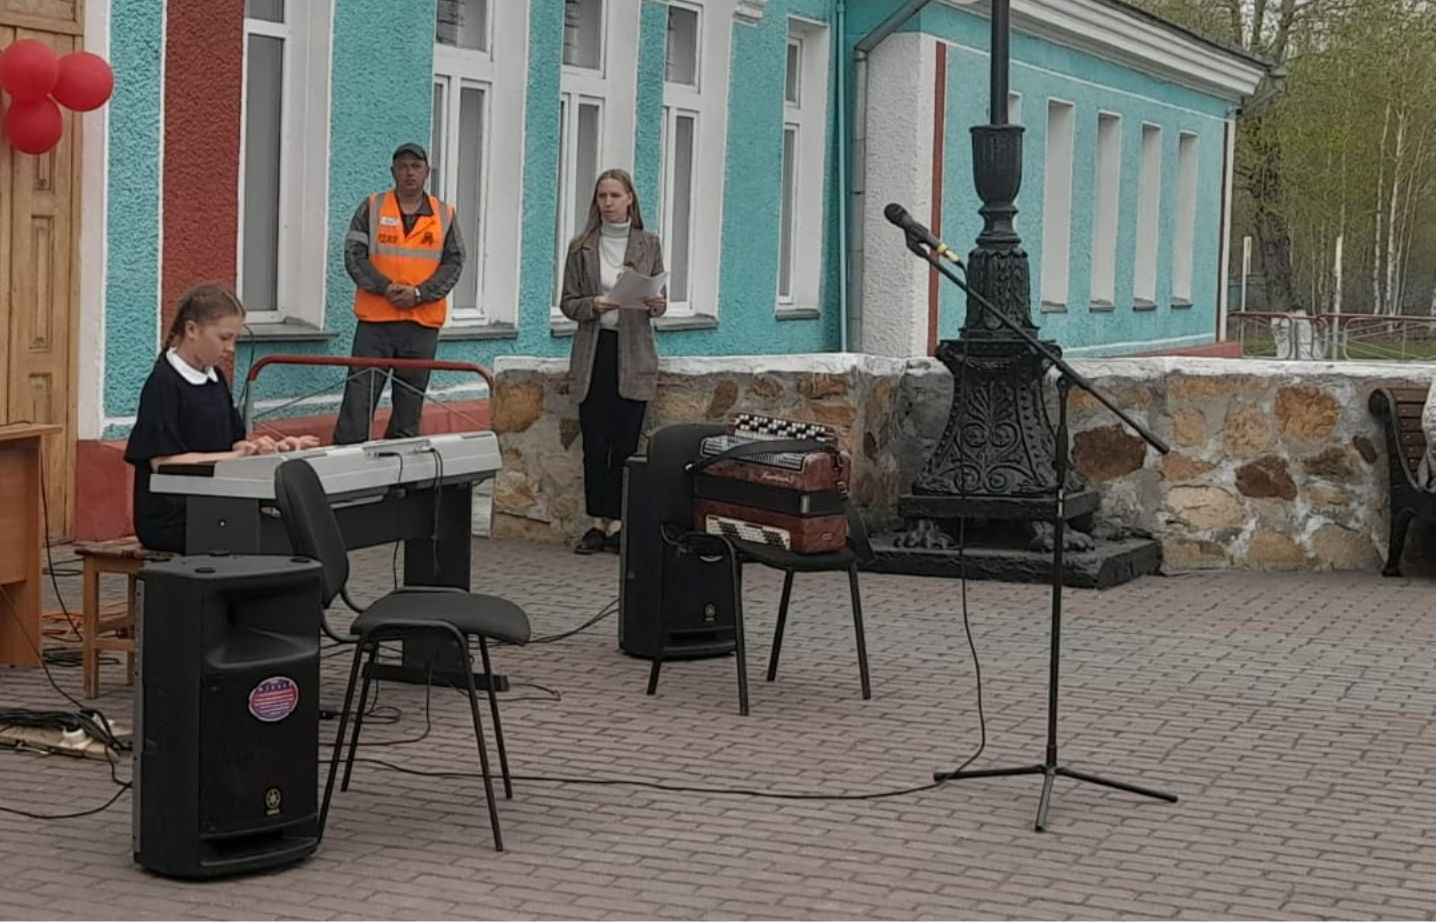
[272,458,349,606]
[647,423,727,529]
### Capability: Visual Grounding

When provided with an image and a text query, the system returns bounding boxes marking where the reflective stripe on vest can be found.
[353,191,452,328]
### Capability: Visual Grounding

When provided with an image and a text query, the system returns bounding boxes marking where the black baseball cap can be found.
[392,143,428,163]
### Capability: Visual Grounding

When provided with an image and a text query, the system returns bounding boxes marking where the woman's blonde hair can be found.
[570,168,646,251]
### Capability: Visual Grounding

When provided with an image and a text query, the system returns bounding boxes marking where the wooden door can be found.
[0,0,82,538]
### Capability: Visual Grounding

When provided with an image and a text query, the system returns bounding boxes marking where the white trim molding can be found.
[734,0,769,24]
[940,0,1271,101]
[77,0,111,440]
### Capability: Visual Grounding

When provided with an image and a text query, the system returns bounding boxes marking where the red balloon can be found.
[52,51,113,112]
[0,40,59,103]
[4,97,63,154]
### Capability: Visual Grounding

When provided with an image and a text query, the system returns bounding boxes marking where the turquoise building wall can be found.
[103,0,165,427]
[98,1,1246,434]
[843,1,1235,357]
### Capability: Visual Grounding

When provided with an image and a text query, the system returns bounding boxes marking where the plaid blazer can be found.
[559,228,667,403]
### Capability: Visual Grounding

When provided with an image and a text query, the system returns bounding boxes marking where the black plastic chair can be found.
[643,424,873,716]
[272,458,531,851]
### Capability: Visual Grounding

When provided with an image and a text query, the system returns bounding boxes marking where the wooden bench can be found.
[73,538,172,698]
[1368,386,1436,576]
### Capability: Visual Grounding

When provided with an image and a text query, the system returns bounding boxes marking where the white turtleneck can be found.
[597,220,630,330]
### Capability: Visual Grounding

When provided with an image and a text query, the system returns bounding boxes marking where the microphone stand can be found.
[903,235,1178,831]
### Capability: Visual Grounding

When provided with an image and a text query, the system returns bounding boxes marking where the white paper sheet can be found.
[609,269,670,309]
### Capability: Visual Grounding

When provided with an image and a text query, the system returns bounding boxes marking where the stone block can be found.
[1171,407,1207,448]
[1161,452,1216,482]
[1235,456,1297,501]
[1165,486,1246,529]
[491,382,545,434]
[1244,529,1307,569]
[1222,404,1274,455]
[1275,385,1341,441]
[1073,425,1146,481]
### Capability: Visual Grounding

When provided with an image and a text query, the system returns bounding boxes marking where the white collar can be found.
[166,348,219,385]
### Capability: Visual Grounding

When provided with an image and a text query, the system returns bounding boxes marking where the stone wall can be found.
[491,353,1436,572]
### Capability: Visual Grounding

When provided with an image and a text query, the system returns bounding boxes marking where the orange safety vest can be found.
[353,191,453,328]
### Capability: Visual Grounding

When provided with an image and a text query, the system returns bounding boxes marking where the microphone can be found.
[884,203,963,266]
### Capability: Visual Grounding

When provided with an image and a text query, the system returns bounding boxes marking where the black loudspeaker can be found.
[133,554,324,879]
[619,455,737,660]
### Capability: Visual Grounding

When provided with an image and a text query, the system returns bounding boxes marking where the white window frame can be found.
[658,0,728,319]
[552,0,641,319]
[776,17,828,313]
[1040,99,1074,310]
[1134,122,1163,306]
[431,0,526,329]
[1089,111,1122,308]
[1172,130,1199,305]
[237,1,332,327]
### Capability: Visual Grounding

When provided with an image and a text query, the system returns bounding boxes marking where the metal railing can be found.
[1226,311,1436,362]
[240,354,495,435]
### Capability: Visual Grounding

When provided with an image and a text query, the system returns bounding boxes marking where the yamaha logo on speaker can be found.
[248,676,300,722]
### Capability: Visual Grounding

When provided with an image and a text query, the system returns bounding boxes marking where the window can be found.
[564,0,604,69]
[1134,123,1163,306]
[1172,131,1199,305]
[1089,112,1121,308]
[777,18,829,312]
[1040,99,1074,309]
[659,2,704,314]
[554,0,608,310]
[553,95,604,306]
[552,0,641,316]
[437,0,487,51]
[432,0,490,325]
[238,0,331,326]
[432,0,525,328]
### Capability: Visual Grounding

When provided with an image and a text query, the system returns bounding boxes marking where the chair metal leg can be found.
[731,556,749,716]
[80,562,100,700]
[848,565,871,700]
[341,640,381,792]
[647,554,669,696]
[476,636,512,799]
[319,637,369,841]
[450,626,503,852]
[766,570,795,683]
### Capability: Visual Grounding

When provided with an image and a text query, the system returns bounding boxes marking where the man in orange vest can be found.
[333,142,466,444]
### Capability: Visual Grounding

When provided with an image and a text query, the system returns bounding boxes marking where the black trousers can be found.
[333,320,441,445]
[579,330,647,521]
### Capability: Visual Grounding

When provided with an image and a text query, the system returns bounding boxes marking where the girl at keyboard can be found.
[124,283,320,552]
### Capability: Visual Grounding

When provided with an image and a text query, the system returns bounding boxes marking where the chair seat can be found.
[353,587,531,645]
[731,538,860,571]
[74,538,172,563]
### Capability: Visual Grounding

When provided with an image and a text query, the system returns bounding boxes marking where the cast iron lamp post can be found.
[902,0,1097,523]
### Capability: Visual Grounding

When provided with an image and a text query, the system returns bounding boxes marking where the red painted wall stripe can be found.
[927,42,947,358]
[161,0,244,346]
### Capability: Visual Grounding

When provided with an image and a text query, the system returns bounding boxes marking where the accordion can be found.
[690,414,851,553]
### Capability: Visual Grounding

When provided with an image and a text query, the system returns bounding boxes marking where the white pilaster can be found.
[859,31,936,358]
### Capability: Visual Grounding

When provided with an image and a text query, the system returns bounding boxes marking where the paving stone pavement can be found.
[3,536,1436,920]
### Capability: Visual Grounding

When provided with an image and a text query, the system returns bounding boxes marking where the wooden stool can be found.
[74,539,172,699]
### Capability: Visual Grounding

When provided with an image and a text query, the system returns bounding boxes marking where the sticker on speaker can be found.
[248,676,300,722]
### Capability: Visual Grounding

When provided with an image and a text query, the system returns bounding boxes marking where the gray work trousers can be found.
[332,320,440,445]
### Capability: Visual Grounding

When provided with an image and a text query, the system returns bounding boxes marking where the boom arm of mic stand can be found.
[914,248,1169,456]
